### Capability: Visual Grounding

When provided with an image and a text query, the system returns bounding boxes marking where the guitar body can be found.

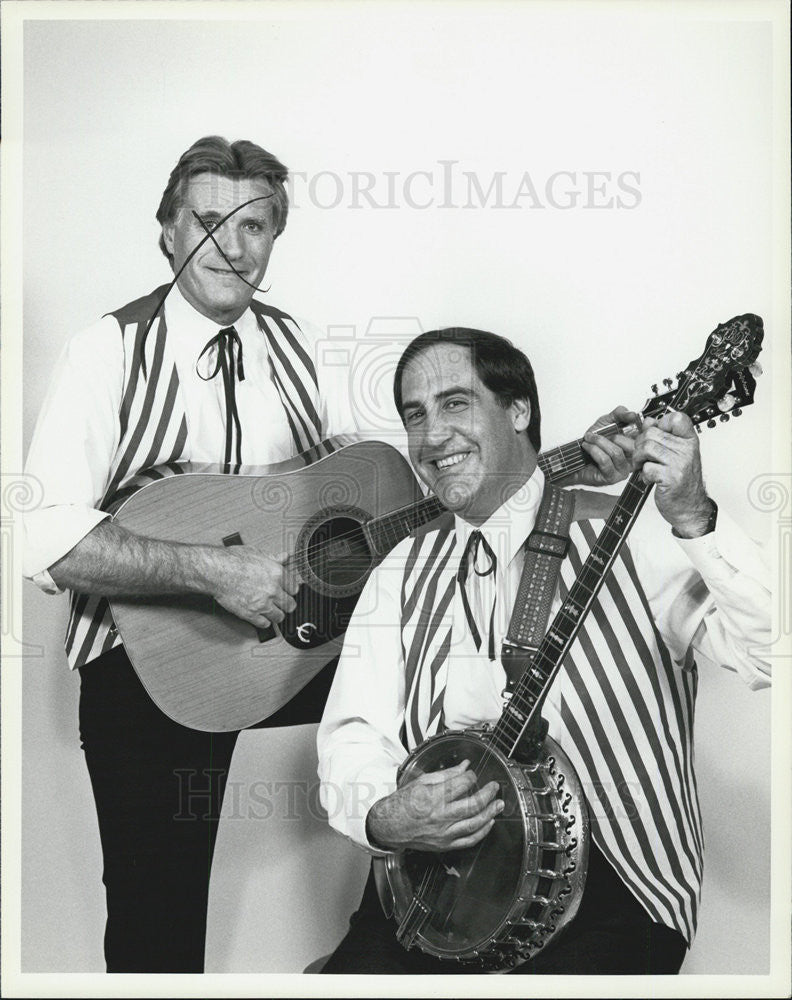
[377,729,589,970]
[110,440,424,731]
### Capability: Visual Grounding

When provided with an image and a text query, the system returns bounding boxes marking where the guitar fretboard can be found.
[367,495,446,554]
[536,436,593,481]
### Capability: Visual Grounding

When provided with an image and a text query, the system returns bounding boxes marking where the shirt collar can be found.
[454,464,546,569]
[164,281,258,361]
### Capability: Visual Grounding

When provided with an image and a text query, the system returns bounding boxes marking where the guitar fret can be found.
[494,722,521,745]
[571,577,594,597]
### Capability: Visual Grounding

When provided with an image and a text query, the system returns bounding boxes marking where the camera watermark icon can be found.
[317,316,426,439]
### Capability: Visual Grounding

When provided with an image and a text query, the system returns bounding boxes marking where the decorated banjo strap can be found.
[501,483,576,711]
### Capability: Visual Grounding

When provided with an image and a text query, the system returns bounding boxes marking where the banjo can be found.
[375,314,764,972]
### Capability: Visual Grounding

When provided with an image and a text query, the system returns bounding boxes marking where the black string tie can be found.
[457,529,498,661]
[197,326,245,471]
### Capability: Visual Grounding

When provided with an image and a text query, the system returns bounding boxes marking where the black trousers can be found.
[322,841,688,975]
[78,645,336,973]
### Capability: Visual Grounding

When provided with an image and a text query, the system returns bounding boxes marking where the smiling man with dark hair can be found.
[317,326,770,975]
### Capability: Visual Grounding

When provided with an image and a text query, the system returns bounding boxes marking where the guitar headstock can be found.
[642,313,763,430]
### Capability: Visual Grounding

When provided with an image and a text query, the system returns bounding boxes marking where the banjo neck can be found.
[490,470,652,761]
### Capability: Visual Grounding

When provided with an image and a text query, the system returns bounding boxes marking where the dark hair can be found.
[156,135,289,265]
[393,327,541,452]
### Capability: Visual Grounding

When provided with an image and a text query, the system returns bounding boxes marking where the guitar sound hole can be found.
[306,516,372,589]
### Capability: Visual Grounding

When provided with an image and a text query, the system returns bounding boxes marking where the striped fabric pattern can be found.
[65,287,188,669]
[400,523,458,749]
[64,287,325,670]
[399,517,704,943]
[249,300,323,454]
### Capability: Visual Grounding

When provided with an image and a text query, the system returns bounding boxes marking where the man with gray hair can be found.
[23,135,356,972]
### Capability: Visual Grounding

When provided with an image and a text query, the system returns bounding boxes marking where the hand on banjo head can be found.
[366,760,504,853]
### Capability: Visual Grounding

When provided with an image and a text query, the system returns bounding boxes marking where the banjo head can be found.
[384,729,589,968]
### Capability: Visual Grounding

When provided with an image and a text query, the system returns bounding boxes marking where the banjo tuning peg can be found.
[717,393,736,412]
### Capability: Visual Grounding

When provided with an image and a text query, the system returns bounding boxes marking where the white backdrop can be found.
[4,1,790,995]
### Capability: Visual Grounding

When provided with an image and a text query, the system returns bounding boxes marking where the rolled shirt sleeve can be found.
[23,318,123,584]
[317,541,413,853]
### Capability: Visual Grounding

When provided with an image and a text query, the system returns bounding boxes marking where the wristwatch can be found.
[672,497,718,538]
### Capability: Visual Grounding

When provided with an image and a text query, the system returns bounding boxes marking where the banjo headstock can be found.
[641,313,763,429]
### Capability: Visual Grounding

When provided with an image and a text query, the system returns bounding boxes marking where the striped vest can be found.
[65,286,324,669]
[399,518,704,944]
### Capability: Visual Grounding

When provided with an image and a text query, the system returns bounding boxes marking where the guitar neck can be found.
[489,469,653,760]
[365,427,620,555]
[537,423,620,483]
[366,494,447,554]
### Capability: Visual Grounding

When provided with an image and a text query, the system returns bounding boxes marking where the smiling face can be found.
[161,172,277,325]
[400,342,536,523]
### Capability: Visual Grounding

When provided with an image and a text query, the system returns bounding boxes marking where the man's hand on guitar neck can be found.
[365,760,504,853]
[49,520,300,629]
[558,406,641,488]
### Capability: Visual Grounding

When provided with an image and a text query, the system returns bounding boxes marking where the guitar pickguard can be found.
[280,585,361,650]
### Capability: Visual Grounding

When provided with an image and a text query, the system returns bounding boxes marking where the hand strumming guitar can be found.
[49,520,300,630]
